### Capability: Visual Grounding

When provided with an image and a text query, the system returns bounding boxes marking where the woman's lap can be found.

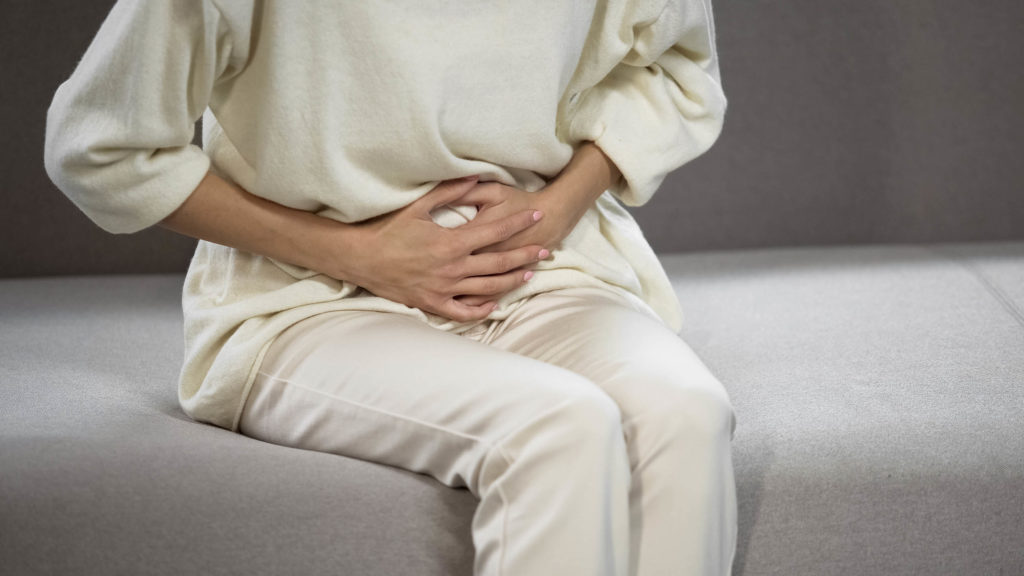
[479,285,737,447]
[239,284,736,490]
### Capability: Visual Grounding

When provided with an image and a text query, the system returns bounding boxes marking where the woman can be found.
[43,1,736,574]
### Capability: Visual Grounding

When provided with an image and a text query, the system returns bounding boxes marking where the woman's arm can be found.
[537,141,623,233]
[161,170,549,321]
[158,170,365,283]
[43,1,251,236]
[566,0,727,208]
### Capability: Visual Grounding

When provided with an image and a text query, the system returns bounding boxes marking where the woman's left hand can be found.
[454,181,573,252]
[445,180,576,306]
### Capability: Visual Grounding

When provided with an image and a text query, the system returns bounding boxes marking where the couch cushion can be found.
[665,240,1024,575]
[0,275,477,576]
[2,241,1023,575]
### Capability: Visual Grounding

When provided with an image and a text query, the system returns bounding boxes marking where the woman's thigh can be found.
[238,307,625,496]
[476,286,738,446]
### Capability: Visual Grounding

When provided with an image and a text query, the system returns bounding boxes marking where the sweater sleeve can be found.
[43,0,252,234]
[567,0,727,208]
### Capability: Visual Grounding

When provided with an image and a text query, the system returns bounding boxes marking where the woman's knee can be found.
[627,378,737,447]
[670,384,736,444]
[617,338,738,444]
[539,392,632,477]
[502,380,627,461]
[559,390,625,441]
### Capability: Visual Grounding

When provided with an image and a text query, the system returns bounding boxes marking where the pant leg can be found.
[238,308,633,576]
[473,286,739,576]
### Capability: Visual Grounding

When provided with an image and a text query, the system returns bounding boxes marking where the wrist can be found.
[539,141,618,226]
[302,213,369,284]
[583,141,622,191]
[536,180,582,227]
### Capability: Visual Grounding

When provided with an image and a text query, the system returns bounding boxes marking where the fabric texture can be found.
[239,284,737,576]
[42,0,726,430]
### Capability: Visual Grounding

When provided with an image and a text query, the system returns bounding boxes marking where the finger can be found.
[457,294,493,307]
[458,292,510,307]
[412,175,480,217]
[441,297,496,323]
[451,267,533,297]
[459,245,547,278]
[458,208,543,253]
[443,184,500,208]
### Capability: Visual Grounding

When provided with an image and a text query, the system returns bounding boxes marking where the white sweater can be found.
[44,0,726,431]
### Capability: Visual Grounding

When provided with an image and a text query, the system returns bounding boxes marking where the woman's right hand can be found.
[329,175,552,322]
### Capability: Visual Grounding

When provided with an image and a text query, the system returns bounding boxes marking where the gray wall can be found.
[638,0,1024,252]
[4,1,1023,277]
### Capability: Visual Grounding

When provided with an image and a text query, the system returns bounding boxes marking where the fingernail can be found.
[523,271,534,281]
[538,249,550,259]
[532,210,543,221]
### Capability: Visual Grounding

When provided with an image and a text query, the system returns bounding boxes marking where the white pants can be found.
[239,285,738,576]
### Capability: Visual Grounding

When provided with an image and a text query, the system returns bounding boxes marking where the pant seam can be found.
[255,369,501,449]
[495,482,510,576]
[486,396,580,576]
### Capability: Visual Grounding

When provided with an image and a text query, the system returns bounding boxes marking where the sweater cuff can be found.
[582,116,671,209]
[53,144,212,235]
[567,63,726,208]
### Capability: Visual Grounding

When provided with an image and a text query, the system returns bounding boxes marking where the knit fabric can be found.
[44,0,726,431]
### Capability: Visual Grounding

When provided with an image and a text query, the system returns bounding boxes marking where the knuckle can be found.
[426,296,448,316]
[428,243,449,263]
[495,219,516,238]
[437,260,461,279]
[452,235,472,257]
[430,238,454,259]
[494,253,512,272]
[449,304,471,322]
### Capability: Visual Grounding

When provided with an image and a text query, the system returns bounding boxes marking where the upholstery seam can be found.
[925,244,1024,330]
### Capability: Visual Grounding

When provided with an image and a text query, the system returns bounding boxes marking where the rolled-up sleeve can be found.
[43,0,250,234]
[568,0,727,208]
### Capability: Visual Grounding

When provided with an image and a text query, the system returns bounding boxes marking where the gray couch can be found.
[3,2,1023,575]
[3,242,1024,576]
